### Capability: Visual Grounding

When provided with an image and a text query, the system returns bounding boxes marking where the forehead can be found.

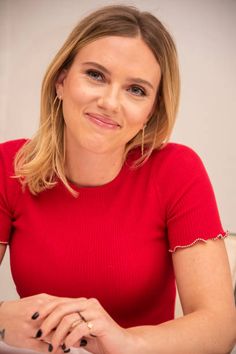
[73,36,161,84]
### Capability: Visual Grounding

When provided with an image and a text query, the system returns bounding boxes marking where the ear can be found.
[55,69,67,98]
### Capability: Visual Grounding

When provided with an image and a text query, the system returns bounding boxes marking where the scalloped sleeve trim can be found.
[169,231,229,253]
[0,241,8,245]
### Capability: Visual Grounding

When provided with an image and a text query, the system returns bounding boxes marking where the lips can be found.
[85,113,121,130]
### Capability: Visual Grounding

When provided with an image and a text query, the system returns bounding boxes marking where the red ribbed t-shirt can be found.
[0,139,226,328]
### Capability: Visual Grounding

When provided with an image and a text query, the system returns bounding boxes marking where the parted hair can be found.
[14,4,180,196]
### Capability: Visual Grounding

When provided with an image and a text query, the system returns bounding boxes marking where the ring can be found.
[86,321,93,330]
[71,318,83,329]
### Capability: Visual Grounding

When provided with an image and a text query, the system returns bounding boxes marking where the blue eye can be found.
[128,86,146,97]
[86,69,104,81]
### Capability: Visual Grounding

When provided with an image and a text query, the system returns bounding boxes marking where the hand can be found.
[36,297,139,354]
[0,294,68,353]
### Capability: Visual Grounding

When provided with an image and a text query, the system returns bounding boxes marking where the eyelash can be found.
[85,69,147,97]
[86,69,104,82]
[128,86,146,97]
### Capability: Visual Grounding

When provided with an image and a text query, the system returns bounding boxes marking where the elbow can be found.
[227,311,236,352]
[216,310,236,354]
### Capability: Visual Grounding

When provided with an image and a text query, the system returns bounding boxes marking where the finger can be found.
[39,297,87,322]
[64,318,102,349]
[42,333,69,354]
[31,296,76,321]
[49,314,83,352]
[25,338,54,353]
[39,299,88,337]
[63,320,90,348]
[22,294,55,322]
[73,337,102,354]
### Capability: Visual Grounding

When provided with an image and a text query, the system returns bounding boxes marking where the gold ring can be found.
[86,321,93,330]
[71,318,83,329]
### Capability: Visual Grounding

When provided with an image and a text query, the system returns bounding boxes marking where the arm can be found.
[37,239,236,354]
[127,239,236,354]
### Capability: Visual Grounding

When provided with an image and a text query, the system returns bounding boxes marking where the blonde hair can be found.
[15,5,180,196]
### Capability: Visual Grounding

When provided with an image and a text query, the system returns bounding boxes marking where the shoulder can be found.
[149,142,206,178]
[0,139,28,182]
[153,142,202,164]
[0,138,28,168]
[0,138,28,155]
[0,139,28,209]
[148,143,212,205]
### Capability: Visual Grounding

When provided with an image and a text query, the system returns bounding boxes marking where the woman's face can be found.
[56,36,161,156]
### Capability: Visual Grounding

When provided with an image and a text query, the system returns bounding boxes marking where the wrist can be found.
[125,328,147,354]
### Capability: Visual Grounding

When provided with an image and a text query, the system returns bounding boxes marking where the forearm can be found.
[127,310,236,354]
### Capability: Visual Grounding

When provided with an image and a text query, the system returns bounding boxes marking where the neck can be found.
[65,145,125,188]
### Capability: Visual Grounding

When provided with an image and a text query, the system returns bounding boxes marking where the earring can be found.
[57,91,62,100]
[141,124,147,156]
[51,94,62,123]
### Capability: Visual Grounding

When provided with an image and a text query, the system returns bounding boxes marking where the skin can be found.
[0,36,235,353]
[56,36,161,187]
[0,36,161,353]
[32,242,236,354]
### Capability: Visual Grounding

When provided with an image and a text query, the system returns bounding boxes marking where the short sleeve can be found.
[0,140,25,244]
[162,145,227,252]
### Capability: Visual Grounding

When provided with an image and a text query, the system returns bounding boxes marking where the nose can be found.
[97,85,121,113]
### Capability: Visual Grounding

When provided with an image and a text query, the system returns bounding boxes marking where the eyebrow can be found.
[82,61,155,91]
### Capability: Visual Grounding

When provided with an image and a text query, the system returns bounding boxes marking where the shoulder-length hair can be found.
[15,5,180,196]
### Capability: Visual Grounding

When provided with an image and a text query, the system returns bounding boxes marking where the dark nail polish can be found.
[31,312,40,320]
[35,329,42,338]
[62,344,70,352]
[48,343,53,352]
[80,339,87,347]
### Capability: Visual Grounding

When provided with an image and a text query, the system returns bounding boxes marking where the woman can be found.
[0,5,235,354]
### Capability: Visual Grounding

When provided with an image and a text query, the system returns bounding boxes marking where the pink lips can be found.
[85,113,121,130]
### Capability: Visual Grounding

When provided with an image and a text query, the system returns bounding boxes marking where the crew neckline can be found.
[59,148,141,193]
[65,159,131,192]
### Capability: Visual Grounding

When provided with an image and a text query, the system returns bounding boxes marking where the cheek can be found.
[63,75,98,106]
[125,102,153,128]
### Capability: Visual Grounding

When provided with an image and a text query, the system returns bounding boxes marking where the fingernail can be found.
[48,343,53,352]
[31,312,40,320]
[35,329,42,338]
[80,338,87,347]
[62,344,70,352]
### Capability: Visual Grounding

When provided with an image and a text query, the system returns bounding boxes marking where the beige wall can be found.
[0,0,236,299]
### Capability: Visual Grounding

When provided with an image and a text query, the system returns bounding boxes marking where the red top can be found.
[0,139,226,328]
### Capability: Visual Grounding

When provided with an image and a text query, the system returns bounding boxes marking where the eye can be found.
[86,69,104,82]
[128,86,146,97]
